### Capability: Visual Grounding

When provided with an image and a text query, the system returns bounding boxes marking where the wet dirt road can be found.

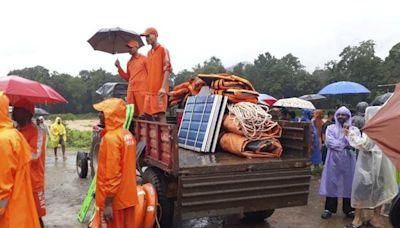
[44,151,393,227]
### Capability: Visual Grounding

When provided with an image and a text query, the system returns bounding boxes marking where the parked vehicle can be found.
[76,83,312,228]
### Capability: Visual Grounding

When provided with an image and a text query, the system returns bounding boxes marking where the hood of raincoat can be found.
[333,106,352,136]
[356,101,368,116]
[52,116,63,125]
[301,109,313,122]
[365,106,380,123]
[0,92,13,128]
[93,98,126,131]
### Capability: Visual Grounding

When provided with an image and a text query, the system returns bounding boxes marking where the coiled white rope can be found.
[227,102,278,140]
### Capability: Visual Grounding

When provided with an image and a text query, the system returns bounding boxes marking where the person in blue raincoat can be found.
[319,106,360,220]
[301,109,321,167]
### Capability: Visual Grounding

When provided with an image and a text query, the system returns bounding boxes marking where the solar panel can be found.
[178,95,227,153]
[211,96,228,152]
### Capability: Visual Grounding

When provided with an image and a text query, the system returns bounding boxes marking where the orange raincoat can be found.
[0,93,40,228]
[14,99,47,217]
[19,123,47,217]
[143,44,172,115]
[118,53,148,116]
[93,98,138,227]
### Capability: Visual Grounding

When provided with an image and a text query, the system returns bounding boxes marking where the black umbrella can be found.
[370,92,393,106]
[87,27,144,54]
[35,108,50,115]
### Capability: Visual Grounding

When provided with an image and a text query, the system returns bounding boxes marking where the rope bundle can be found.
[227,102,278,140]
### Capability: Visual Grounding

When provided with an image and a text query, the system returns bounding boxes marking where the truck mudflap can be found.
[177,167,311,220]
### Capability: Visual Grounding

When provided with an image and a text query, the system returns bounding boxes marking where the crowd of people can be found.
[278,102,399,228]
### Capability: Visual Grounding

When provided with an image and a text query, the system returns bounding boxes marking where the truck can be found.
[76,82,312,227]
[134,119,311,227]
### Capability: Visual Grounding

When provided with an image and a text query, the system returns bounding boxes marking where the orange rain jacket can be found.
[143,44,172,115]
[118,54,148,115]
[19,123,47,217]
[93,98,138,211]
[0,93,40,228]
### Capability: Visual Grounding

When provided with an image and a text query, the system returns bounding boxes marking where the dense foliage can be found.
[8,40,400,113]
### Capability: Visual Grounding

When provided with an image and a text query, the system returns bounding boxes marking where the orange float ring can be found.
[142,183,159,228]
[133,186,146,228]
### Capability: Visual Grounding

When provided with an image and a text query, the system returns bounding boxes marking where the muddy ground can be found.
[43,151,393,228]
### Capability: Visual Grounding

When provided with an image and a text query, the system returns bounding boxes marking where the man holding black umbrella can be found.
[115,40,148,117]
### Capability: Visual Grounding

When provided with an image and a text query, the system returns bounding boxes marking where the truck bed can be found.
[135,120,311,176]
[179,148,309,175]
[135,120,312,219]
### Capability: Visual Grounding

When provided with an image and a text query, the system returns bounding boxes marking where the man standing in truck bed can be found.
[115,40,148,117]
[141,27,172,122]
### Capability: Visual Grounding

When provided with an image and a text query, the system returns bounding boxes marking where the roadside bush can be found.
[66,128,92,149]
[47,113,97,121]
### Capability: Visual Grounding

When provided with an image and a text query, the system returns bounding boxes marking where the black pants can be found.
[325,197,354,214]
[321,145,327,165]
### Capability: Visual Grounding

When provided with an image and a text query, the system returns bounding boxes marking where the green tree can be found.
[382,42,400,85]
[192,56,226,74]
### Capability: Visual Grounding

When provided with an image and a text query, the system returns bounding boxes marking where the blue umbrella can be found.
[318,81,370,95]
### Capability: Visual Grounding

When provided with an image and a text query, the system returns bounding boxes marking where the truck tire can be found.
[142,167,174,228]
[76,151,88,179]
[243,209,275,222]
[390,193,400,227]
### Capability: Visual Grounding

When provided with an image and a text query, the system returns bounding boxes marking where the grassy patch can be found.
[66,128,92,148]
[311,165,323,176]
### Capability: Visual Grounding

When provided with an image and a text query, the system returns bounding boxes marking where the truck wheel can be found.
[243,209,275,222]
[142,167,174,228]
[390,193,400,227]
[76,152,88,179]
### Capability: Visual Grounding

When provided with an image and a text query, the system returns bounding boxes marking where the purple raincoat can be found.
[319,106,360,198]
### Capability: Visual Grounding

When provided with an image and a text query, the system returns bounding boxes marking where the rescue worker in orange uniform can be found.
[12,99,47,227]
[93,98,138,227]
[115,40,148,117]
[141,27,172,121]
[0,92,40,228]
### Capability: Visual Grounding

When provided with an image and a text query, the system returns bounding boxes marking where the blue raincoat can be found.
[301,109,321,165]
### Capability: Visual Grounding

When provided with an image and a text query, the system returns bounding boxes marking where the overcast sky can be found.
[0,0,399,77]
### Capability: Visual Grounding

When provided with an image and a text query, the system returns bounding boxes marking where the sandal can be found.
[365,220,381,228]
[344,223,362,228]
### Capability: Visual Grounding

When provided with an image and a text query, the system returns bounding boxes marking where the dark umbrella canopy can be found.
[87,27,144,54]
[35,108,49,115]
[370,92,393,106]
